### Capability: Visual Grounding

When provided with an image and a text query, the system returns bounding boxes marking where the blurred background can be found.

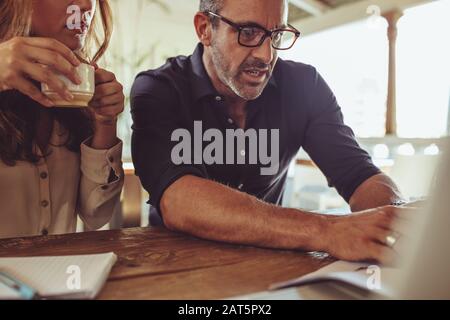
[86,0,450,229]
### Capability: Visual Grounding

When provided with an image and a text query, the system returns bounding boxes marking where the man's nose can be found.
[251,37,275,65]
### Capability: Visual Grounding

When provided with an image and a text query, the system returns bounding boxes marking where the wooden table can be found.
[0,227,334,300]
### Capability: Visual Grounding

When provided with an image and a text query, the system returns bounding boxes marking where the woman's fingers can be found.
[88,68,125,120]
[21,60,74,102]
[90,73,124,108]
[21,37,80,67]
[94,68,116,85]
[91,81,122,98]
[91,103,124,117]
[24,45,82,85]
[90,92,124,107]
[11,76,54,107]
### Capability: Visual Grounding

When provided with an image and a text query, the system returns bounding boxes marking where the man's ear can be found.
[194,12,213,47]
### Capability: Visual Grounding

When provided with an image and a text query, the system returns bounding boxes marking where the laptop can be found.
[389,137,450,299]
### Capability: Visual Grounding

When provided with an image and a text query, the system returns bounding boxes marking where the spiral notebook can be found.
[0,252,117,300]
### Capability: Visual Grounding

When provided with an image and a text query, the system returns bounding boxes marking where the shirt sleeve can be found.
[78,138,124,230]
[130,74,208,213]
[302,67,381,202]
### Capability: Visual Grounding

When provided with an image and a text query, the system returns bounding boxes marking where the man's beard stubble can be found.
[210,41,273,101]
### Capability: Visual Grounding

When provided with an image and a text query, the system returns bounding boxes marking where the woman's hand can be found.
[89,67,125,125]
[88,67,125,150]
[0,37,82,107]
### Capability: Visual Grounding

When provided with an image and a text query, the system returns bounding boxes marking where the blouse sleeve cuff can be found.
[80,137,124,184]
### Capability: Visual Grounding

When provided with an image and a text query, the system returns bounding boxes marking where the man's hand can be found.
[322,205,417,264]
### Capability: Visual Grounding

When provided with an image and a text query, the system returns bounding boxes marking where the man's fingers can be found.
[12,76,54,107]
[369,227,402,247]
[24,45,81,85]
[369,242,397,266]
[21,37,80,67]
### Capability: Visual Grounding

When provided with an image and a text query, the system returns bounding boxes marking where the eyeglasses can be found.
[205,11,301,50]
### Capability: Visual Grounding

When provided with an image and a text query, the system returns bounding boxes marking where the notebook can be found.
[0,252,117,300]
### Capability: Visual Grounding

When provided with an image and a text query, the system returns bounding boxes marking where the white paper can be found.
[0,252,117,300]
[270,260,398,296]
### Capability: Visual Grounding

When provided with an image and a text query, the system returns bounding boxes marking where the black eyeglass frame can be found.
[205,11,301,50]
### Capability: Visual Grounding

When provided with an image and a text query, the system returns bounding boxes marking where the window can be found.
[280,19,389,137]
[281,0,450,138]
[396,0,450,138]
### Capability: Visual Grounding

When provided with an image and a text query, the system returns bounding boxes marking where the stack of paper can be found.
[0,252,117,300]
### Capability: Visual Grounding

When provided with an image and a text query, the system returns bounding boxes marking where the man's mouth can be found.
[242,68,269,82]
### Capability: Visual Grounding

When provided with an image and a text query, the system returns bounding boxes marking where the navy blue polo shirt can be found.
[130,43,380,219]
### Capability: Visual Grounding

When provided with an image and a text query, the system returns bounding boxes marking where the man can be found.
[131,0,408,263]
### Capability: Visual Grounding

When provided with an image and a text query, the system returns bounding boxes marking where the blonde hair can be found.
[0,0,113,63]
[0,0,32,40]
[81,0,113,63]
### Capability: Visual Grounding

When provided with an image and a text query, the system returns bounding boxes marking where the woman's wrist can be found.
[91,118,119,150]
[94,114,118,127]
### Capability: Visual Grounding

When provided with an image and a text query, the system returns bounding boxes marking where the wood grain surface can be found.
[0,227,334,299]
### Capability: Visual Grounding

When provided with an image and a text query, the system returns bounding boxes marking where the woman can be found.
[0,0,125,238]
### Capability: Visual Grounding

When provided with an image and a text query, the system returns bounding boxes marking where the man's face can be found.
[208,0,288,101]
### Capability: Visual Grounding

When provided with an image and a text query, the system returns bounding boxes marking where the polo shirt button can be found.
[41,200,49,208]
[215,96,222,102]
[238,184,244,190]
[40,172,48,179]
[227,118,234,124]
[41,229,49,236]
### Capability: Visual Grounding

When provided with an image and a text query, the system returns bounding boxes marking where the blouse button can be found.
[108,156,114,163]
[40,172,48,179]
[41,200,49,208]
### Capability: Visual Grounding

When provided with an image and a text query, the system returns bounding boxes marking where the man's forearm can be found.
[349,173,404,212]
[160,175,329,252]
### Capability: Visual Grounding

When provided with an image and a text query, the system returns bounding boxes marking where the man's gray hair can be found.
[199,0,224,13]
[199,0,224,27]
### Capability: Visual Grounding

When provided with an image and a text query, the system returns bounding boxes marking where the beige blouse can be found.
[0,120,124,239]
